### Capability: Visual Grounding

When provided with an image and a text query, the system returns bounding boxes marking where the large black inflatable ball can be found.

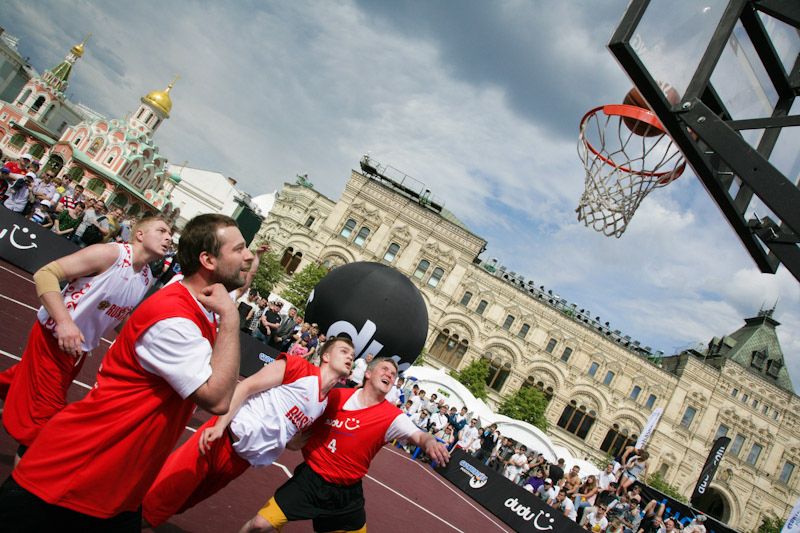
[304,261,428,371]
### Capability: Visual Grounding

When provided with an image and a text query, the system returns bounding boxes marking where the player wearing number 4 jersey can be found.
[238,357,451,533]
[141,337,355,528]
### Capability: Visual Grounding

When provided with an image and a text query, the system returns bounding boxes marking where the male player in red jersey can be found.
[238,356,451,533]
[0,214,252,532]
[142,336,356,528]
[0,216,172,465]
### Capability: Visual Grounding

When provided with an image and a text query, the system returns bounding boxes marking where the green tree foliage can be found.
[752,516,784,533]
[451,358,489,400]
[498,386,550,431]
[280,263,329,310]
[646,472,687,503]
[250,249,283,297]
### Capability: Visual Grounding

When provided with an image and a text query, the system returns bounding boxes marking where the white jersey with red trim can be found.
[230,354,325,467]
[36,243,152,352]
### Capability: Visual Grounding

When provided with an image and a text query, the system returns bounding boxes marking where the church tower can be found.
[16,34,90,124]
[127,74,178,137]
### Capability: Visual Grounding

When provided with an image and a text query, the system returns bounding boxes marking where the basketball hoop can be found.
[577,104,686,237]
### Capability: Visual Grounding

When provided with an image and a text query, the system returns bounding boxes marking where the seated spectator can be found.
[493,437,515,473]
[455,418,479,451]
[537,478,559,504]
[474,423,498,464]
[410,409,431,432]
[287,338,309,358]
[636,500,666,533]
[573,474,599,520]
[31,200,53,226]
[582,505,609,531]
[556,490,578,521]
[401,400,414,414]
[429,405,449,434]
[620,499,642,533]
[449,406,468,435]
[435,424,455,449]
[505,444,528,483]
[682,515,707,533]
[523,468,545,494]
[606,516,624,533]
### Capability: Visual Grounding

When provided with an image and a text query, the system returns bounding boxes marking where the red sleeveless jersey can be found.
[13,282,217,518]
[303,388,402,485]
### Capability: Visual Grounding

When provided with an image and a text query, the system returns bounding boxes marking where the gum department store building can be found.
[257,157,799,531]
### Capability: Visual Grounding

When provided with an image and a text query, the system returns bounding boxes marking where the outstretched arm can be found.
[408,430,450,466]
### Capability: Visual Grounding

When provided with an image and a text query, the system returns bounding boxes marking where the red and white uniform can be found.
[304,388,418,485]
[37,242,152,352]
[1,243,152,445]
[142,354,325,527]
[12,282,216,518]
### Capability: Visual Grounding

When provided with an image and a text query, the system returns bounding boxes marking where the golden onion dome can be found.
[141,75,179,118]
[71,34,91,57]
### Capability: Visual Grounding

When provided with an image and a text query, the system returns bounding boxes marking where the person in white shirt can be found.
[537,478,559,504]
[505,445,528,483]
[455,418,479,451]
[428,405,449,434]
[347,353,372,387]
[385,376,404,406]
[556,490,577,521]
[408,390,425,415]
[410,408,431,432]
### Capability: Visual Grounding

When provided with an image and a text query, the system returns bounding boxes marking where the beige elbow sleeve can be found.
[33,261,67,297]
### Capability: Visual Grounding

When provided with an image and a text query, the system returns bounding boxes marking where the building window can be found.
[779,462,795,484]
[545,338,557,353]
[503,315,515,330]
[106,156,114,164]
[353,226,371,247]
[383,243,400,263]
[762,405,769,415]
[483,353,511,392]
[9,133,25,148]
[630,386,641,400]
[460,291,472,306]
[600,424,638,456]
[752,399,759,409]
[429,329,469,367]
[518,323,530,339]
[305,216,315,228]
[746,443,763,465]
[645,394,657,409]
[85,177,105,196]
[766,360,782,378]
[773,410,779,420]
[680,406,696,428]
[588,362,599,377]
[561,347,572,362]
[732,388,738,398]
[340,219,356,239]
[741,393,749,403]
[413,260,430,280]
[136,108,145,119]
[30,95,46,113]
[603,371,615,386]
[713,424,729,442]
[476,300,488,315]
[522,377,553,402]
[730,434,745,456]
[751,350,767,370]
[427,267,444,288]
[557,400,596,440]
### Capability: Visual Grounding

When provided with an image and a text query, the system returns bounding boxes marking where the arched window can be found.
[353,226,370,247]
[30,95,46,113]
[483,352,511,392]
[340,219,356,239]
[286,252,303,275]
[545,338,558,353]
[41,154,64,175]
[427,267,444,288]
[280,247,295,269]
[9,133,25,148]
[127,204,141,216]
[561,347,573,362]
[518,323,530,339]
[28,144,45,159]
[429,329,469,367]
[600,424,638,456]
[522,376,553,402]
[111,194,128,208]
[476,300,488,315]
[136,108,145,119]
[17,88,32,105]
[66,166,85,183]
[85,177,105,196]
[557,400,596,440]
[87,138,103,156]
[503,315,515,329]
[460,291,472,306]
[73,137,82,146]
[413,260,430,280]
[383,243,400,263]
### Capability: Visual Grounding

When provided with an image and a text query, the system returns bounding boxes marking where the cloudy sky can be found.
[5,0,799,385]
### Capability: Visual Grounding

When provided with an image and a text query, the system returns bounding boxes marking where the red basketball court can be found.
[0,259,513,532]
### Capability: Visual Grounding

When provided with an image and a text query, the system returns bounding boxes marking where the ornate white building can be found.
[256,157,799,531]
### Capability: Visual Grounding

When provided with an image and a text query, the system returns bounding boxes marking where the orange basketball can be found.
[622,88,660,137]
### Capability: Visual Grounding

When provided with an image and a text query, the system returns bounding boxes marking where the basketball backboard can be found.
[608,0,800,281]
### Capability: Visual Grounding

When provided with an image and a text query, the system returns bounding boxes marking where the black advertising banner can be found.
[691,436,731,505]
[0,207,79,273]
[435,448,584,533]
[634,482,739,533]
[239,334,282,377]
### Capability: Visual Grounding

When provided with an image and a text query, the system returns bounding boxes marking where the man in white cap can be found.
[683,515,707,533]
[2,167,34,213]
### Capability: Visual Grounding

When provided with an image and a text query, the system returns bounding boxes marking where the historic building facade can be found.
[0,36,180,221]
[256,157,799,531]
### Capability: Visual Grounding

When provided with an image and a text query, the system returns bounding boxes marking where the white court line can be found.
[0,265,34,284]
[383,446,510,531]
[0,293,38,312]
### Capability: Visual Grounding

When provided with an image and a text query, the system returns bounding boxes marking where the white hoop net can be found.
[577,105,686,237]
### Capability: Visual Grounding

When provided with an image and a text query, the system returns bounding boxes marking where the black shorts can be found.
[264,462,366,532]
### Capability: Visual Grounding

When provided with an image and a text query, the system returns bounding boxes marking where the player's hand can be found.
[286,430,311,451]
[425,440,450,466]
[197,283,236,317]
[57,319,86,358]
[254,244,270,258]
[199,425,226,455]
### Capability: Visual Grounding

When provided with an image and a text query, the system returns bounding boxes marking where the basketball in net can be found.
[576,91,686,237]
